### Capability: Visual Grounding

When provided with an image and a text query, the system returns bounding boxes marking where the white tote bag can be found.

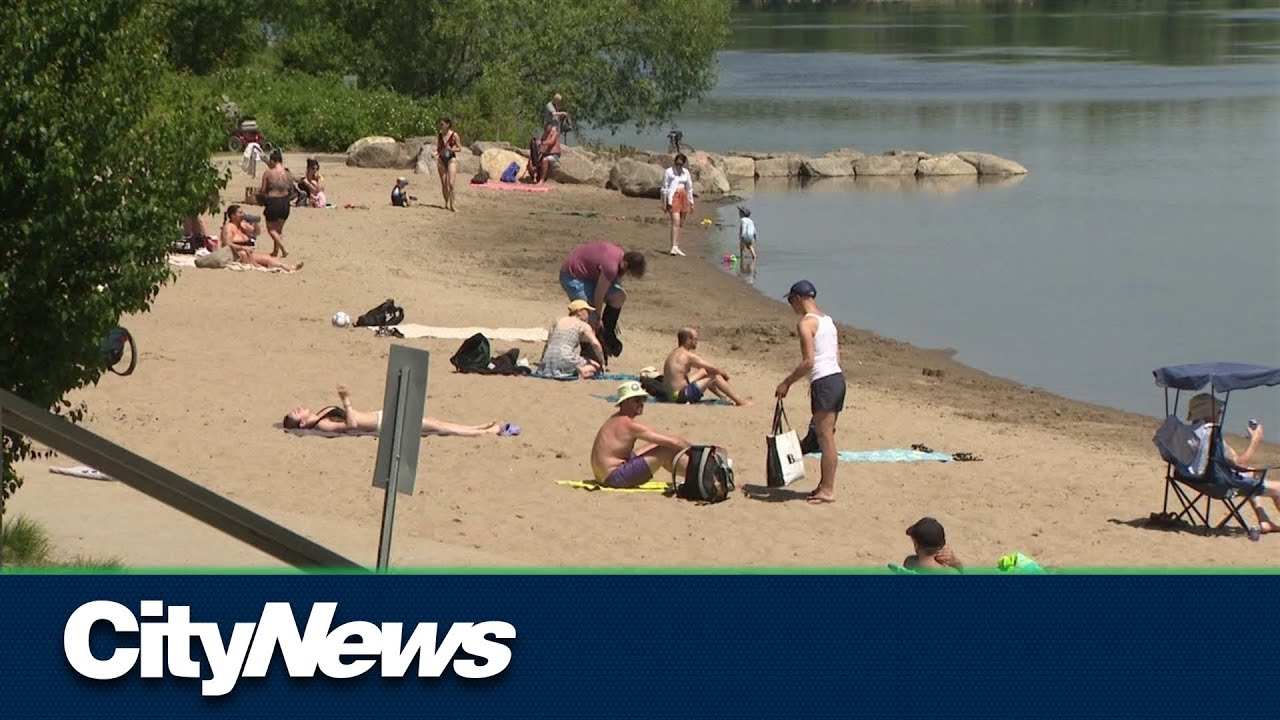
[766,400,806,487]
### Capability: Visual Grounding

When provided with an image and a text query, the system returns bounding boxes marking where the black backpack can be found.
[99,327,137,377]
[354,299,404,328]
[450,333,492,373]
[669,446,735,504]
[640,376,668,399]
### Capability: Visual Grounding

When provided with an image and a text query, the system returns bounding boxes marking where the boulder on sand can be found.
[346,136,417,169]
[479,148,530,181]
[607,158,665,198]
[955,151,1028,175]
[470,141,515,156]
[916,153,979,177]
[548,146,609,185]
[415,148,479,177]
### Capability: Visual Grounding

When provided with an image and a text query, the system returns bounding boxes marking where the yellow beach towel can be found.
[556,480,669,493]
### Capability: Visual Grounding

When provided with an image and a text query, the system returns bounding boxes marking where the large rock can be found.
[727,150,777,160]
[721,155,756,181]
[470,140,514,156]
[801,156,856,177]
[608,158,664,198]
[885,149,932,160]
[346,136,417,168]
[549,146,608,185]
[415,149,480,177]
[956,151,1028,175]
[480,148,530,181]
[826,147,866,160]
[755,154,804,177]
[853,154,919,176]
[916,153,979,176]
[696,163,731,196]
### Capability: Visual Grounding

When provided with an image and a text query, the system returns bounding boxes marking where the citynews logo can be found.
[63,601,516,697]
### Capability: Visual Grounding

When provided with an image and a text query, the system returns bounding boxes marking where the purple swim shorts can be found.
[604,454,654,488]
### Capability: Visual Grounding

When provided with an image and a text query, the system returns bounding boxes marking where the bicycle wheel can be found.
[226,136,244,153]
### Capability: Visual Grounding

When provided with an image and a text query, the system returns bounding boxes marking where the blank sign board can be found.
[372,345,429,495]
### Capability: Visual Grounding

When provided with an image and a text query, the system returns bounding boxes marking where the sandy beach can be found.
[9,155,1278,569]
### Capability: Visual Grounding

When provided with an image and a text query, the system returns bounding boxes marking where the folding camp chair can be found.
[1152,363,1280,538]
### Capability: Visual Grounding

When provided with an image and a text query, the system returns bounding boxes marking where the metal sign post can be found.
[372,345,430,572]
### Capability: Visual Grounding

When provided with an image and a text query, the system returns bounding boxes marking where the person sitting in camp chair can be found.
[590,381,692,488]
[1184,393,1276,531]
[661,327,750,406]
[283,384,519,437]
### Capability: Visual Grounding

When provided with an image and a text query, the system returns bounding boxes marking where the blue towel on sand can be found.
[596,394,734,406]
[806,449,953,463]
[532,371,638,382]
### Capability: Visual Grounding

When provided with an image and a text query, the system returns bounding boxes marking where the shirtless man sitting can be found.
[900,517,963,574]
[283,384,518,437]
[590,381,692,487]
[662,326,750,406]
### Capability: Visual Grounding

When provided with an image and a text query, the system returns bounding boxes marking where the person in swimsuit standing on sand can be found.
[776,280,846,504]
[258,149,291,257]
[283,384,519,437]
[590,381,692,487]
[434,118,463,212]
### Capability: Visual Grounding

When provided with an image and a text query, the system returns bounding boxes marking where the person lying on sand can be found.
[901,517,963,574]
[283,384,518,437]
[590,381,691,488]
[221,204,303,272]
[662,326,750,406]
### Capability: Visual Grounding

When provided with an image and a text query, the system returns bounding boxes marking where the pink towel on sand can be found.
[473,181,553,193]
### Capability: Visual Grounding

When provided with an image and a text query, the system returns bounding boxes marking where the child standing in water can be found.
[738,205,758,261]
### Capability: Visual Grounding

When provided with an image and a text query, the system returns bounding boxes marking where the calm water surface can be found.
[589,2,1280,422]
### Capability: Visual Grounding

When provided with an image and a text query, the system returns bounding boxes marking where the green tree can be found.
[0,0,226,510]
[268,0,731,136]
[160,0,266,74]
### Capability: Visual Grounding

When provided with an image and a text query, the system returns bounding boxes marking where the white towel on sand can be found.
[368,324,548,342]
[49,465,113,481]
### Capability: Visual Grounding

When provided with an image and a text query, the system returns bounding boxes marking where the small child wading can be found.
[738,205,758,261]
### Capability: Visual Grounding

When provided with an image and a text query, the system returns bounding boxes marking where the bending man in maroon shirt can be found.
[559,241,647,360]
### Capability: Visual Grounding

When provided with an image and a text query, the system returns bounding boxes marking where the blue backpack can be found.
[499,161,520,183]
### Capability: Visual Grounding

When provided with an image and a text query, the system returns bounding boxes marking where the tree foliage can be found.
[0,0,226,508]
[269,0,731,136]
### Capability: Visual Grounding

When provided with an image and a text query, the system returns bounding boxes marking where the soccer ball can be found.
[332,311,351,328]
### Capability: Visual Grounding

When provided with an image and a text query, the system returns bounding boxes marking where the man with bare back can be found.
[662,327,750,406]
[590,381,692,487]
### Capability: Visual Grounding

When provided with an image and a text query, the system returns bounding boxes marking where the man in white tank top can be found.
[776,280,846,504]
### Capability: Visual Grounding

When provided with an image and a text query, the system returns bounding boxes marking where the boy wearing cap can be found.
[777,280,846,504]
[590,381,692,487]
[391,177,412,207]
[903,517,963,573]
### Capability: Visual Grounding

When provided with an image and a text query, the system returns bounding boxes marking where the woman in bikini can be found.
[282,384,519,437]
[221,204,303,272]
[434,118,463,212]
[298,158,325,207]
[258,149,292,257]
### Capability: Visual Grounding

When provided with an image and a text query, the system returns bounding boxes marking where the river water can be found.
[595,2,1280,423]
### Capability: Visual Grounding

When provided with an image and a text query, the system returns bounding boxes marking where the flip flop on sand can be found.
[499,423,521,437]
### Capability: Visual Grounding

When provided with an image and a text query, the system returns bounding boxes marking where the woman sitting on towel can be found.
[283,384,519,437]
[221,204,304,272]
[536,299,605,379]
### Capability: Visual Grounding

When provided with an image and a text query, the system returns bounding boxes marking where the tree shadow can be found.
[740,484,811,503]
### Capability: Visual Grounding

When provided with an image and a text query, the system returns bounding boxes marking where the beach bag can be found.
[450,333,492,374]
[670,445,735,504]
[766,400,806,487]
[99,327,137,377]
[640,376,667,399]
[354,299,404,328]
[470,171,489,184]
[171,235,204,254]
[499,162,520,183]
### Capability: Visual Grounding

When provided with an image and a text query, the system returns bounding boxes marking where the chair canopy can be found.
[1153,363,1280,393]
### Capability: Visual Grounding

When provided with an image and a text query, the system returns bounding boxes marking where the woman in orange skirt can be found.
[661,153,694,256]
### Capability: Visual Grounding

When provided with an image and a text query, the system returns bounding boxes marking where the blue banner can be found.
[0,574,1269,718]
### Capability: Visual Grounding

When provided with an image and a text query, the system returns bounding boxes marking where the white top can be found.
[739,217,756,241]
[806,312,841,382]
[661,167,694,205]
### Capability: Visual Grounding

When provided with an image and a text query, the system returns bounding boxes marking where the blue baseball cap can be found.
[785,280,817,299]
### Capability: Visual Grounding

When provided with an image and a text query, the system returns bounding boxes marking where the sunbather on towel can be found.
[221,204,303,272]
[1186,394,1276,532]
[283,384,513,437]
[590,381,692,488]
[662,327,750,406]
[900,517,963,574]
